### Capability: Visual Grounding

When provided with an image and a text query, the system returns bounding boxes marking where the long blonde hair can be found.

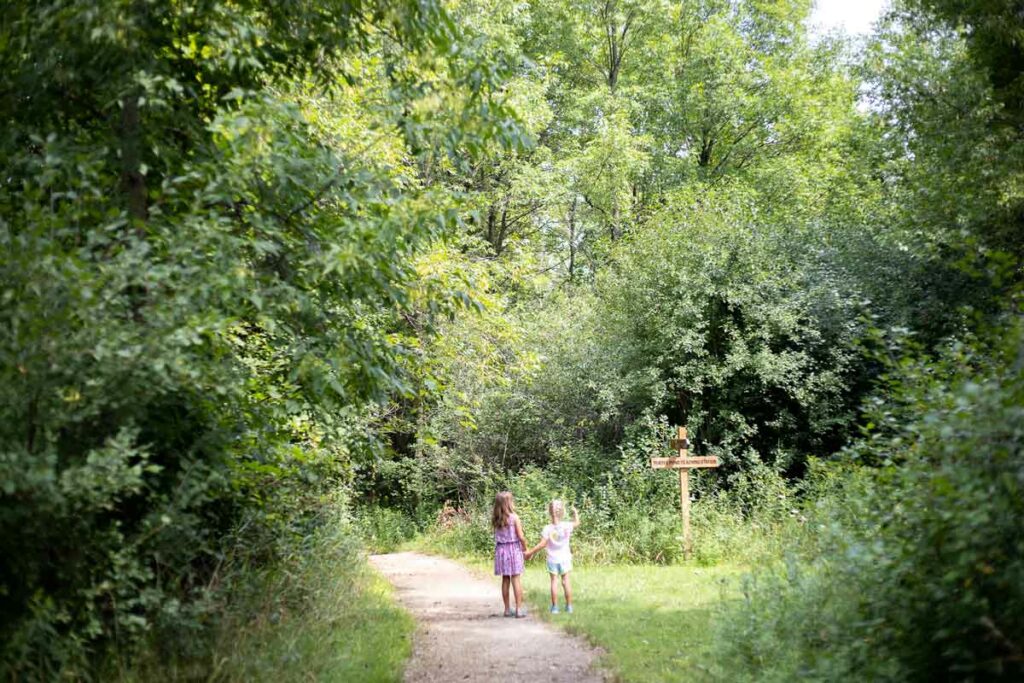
[548,499,564,523]
[491,491,516,530]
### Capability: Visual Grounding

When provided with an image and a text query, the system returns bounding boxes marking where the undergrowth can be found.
[395,459,833,568]
[123,498,413,682]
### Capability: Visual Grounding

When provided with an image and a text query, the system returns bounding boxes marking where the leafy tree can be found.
[0,0,521,675]
[713,312,1024,681]
[908,0,1024,128]
[867,1,1024,261]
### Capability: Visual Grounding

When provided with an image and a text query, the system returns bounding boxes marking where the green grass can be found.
[126,513,416,683]
[122,546,414,683]
[459,556,744,682]
[211,560,414,682]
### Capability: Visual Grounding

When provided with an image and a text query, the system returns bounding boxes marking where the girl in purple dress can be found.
[492,491,528,618]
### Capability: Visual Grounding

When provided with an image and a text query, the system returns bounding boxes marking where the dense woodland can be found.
[1,0,1022,680]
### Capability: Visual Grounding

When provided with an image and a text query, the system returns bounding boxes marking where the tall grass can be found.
[123,499,414,682]
[212,522,413,682]
[354,505,421,553]
[408,462,818,568]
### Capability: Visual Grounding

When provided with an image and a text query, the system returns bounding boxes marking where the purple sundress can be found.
[494,513,525,576]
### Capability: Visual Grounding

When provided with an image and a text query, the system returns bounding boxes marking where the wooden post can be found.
[676,427,691,559]
[650,425,719,561]
[679,467,691,559]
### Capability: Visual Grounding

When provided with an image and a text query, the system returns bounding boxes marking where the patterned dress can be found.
[494,513,525,576]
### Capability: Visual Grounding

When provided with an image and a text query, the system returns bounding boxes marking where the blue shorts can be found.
[547,559,572,575]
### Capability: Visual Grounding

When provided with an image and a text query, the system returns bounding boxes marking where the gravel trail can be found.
[369,552,606,683]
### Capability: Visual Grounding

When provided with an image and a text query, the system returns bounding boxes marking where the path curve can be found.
[370,552,606,683]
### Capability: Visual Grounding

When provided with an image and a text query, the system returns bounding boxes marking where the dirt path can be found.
[369,552,606,683]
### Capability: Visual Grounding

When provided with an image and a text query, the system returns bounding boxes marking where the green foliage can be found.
[398,1,1022,679]
[0,0,522,676]
[4,0,1023,678]
[906,0,1024,131]
[125,499,413,682]
[590,192,864,469]
[866,1,1024,266]
[711,314,1024,681]
[417,430,814,568]
[366,0,902,516]
[209,517,413,683]
[354,506,419,554]
[420,505,496,559]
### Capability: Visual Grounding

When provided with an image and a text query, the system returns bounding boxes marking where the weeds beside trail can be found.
[212,559,413,682]
[125,513,413,682]
[369,459,817,567]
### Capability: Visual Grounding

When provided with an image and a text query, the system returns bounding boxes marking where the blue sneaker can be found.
[515,607,528,619]
[565,604,574,614]
[549,604,560,614]
[504,608,514,617]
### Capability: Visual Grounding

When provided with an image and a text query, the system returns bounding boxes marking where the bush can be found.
[414,419,818,567]
[710,315,1024,681]
[420,505,496,559]
[124,494,413,682]
[0,0,522,673]
[355,506,420,553]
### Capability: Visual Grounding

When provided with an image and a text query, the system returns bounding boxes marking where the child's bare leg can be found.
[511,574,524,610]
[561,572,573,606]
[502,575,511,610]
[549,573,558,606]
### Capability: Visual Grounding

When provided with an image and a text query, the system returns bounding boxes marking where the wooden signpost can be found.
[650,426,719,559]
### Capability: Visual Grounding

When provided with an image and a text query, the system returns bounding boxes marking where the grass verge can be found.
[125,515,415,683]
[213,558,414,682]
[453,554,743,683]
[521,562,743,682]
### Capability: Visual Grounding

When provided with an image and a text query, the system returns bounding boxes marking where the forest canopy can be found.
[1,0,1021,680]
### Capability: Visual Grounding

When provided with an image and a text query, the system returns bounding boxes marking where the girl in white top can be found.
[524,499,580,614]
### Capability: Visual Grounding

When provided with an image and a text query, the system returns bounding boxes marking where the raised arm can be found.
[571,504,581,528]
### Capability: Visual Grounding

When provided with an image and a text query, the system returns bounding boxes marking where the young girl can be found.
[524,499,580,614]
[492,491,528,618]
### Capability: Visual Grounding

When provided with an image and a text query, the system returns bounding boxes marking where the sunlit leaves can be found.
[0,0,525,673]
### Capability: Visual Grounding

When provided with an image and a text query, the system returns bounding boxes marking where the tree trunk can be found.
[698,134,714,168]
[486,203,497,251]
[568,196,578,282]
[121,94,148,225]
[496,205,508,256]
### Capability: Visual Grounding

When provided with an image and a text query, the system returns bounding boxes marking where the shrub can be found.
[124,494,413,682]
[711,315,1024,681]
[420,505,495,558]
[413,423,817,567]
[354,506,420,554]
